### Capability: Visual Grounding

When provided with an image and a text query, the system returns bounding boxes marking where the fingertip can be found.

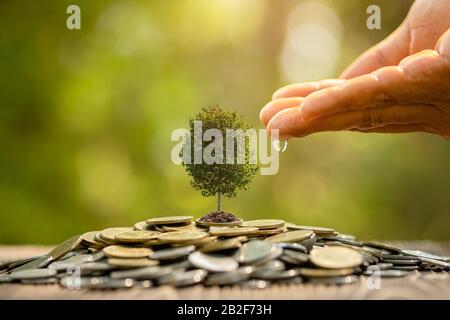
[299,88,334,121]
[267,107,302,139]
[260,97,303,126]
[272,86,291,100]
[259,102,270,125]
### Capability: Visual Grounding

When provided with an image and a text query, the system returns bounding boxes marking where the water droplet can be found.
[272,140,288,152]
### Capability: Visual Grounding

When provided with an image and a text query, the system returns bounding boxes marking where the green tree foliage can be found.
[182,106,259,211]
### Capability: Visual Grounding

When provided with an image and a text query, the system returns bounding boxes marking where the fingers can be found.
[267,104,441,139]
[350,124,431,134]
[266,107,302,140]
[300,70,396,122]
[260,97,303,126]
[436,28,450,58]
[261,79,344,127]
[272,79,344,99]
[341,25,410,79]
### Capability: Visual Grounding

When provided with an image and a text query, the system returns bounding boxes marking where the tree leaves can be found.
[182,106,259,201]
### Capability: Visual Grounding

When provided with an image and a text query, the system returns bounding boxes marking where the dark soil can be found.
[199,211,239,223]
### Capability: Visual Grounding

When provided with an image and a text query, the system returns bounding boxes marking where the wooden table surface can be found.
[1,241,449,300]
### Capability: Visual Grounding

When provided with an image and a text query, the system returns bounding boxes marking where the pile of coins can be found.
[0,216,449,289]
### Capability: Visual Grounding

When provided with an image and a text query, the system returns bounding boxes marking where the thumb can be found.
[340,23,410,79]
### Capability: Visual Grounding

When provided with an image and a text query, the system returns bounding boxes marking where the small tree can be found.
[182,106,258,213]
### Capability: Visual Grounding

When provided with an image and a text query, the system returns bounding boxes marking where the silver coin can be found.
[0,275,12,283]
[391,265,418,271]
[10,268,57,280]
[402,250,449,263]
[0,255,44,272]
[239,279,271,289]
[205,266,254,286]
[158,269,207,287]
[21,278,59,285]
[78,262,115,274]
[361,252,379,266]
[135,280,153,288]
[321,237,363,247]
[418,257,449,269]
[188,251,238,272]
[363,241,402,254]
[279,255,303,265]
[276,277,304,285]
[308,275,358,285]
[382,254,415,260]
[149,245,195,260]
[382,259,419,266]
[282,250,309,264]
[110,265,172,280]
[59,248,90,261]
[253,259,285,272]
[275,243,307,253]
[60,276,134,289]
[164,259,192,270]
[363,269,409,277]
[234,240,276,264]
[298,235,316,251]
[48,254,95,271]
[253,269,299,280]
[375,263,394,270]
[11,236,83,272]
[252,246,283,265]
[8,255,53,273]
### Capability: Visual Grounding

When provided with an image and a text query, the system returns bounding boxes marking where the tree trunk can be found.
[217,192,221,212]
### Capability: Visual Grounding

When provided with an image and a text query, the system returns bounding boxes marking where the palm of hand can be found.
[261,0,450,139]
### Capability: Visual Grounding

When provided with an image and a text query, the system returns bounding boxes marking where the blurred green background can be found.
[1,0,449,244]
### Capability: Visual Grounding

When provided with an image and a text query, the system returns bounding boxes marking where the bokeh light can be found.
[1,0,448,245]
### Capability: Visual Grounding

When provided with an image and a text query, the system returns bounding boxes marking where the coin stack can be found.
[0,216,448,289]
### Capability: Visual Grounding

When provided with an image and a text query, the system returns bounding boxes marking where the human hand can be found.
[260,0,450,139]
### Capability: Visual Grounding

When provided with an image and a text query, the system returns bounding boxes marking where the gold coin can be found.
[107,258,159,268]
[209,227,259,237]
[100,227,133,242]
[103,245,153,258]
[157,231,207,243]
[266,230,314,243]
[134,221,152,231]
[81,231,105,249]
[173,236,219,247]
[115,230,161,243]
[161,222,206,232]
[140,239,165,247]
[241,219,285,229]
[195,218,243,228]
[95,232,114,245]
[310,246,363,269]
[286,224,336,236]
[252,228,284,236]
[200,238,242,253]
[236,236,249,243]
[146,216,193,225]
[297,267,356,277]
